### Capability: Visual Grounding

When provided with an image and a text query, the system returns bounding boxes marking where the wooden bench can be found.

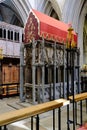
[1,83,19,97]
[0,98,69,130]
[69,92,87,126]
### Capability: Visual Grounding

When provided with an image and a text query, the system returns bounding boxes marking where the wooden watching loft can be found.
[24,9,78,104]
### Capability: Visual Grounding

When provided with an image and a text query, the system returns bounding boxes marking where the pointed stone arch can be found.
[0,0,32,25]
[78,1,87,66]
[63,0,87,66]
[43,0,62,20]
[9,0,30,25]
[0,0,63,26]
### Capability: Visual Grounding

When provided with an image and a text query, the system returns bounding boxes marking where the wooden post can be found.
[0,48,3,98]
[77,49,80,93]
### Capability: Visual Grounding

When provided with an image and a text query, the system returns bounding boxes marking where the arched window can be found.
[0,14,3,21]
[8,30,10,40]
[17,32,19,41]
[14,32,19,42]
[11,31,13,40]
[0,28,2,38]
[4,29,6,39]
[14,32,16,41]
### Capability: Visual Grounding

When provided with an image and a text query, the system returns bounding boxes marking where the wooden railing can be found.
[0,92,87,130]
[69,92,87,128]
[0,98,69,130]
[69,92,87,102]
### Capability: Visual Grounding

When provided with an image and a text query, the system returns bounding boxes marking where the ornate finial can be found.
[66,23,76,49]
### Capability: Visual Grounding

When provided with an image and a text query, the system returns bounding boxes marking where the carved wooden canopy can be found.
[24,9,77,44]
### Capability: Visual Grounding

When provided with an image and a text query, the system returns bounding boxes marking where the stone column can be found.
[63,44,66,98]
[6,29,8,40]
[13,30,15,41]
[42,39,45,102]
[20,29,25,102]
[32,39,36,104]
[53,42,56,100]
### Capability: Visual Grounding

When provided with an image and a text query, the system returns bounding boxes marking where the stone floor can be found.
[0,96,87,130]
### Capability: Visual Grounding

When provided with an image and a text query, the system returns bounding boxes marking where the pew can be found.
[0,98,69,130]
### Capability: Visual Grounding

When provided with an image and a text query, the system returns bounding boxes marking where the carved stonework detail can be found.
[24,12,39,43]
[56,49,63,66]
[26,47,32,67]
[46,47,53,64]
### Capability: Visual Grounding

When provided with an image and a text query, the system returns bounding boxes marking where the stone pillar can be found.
[32,39,36,104]
[2,28,4,38]
[63,44,66,98]
[42,39,45,102]
[20,29,25,102]
[53,42,56,100]
[6,29,8,40]
[84,51,87,64]
[13,30,15,41]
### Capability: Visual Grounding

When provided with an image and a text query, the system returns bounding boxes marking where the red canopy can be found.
[24,9,77,44]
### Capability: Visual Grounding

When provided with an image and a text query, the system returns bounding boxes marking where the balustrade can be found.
[0,22,23,42]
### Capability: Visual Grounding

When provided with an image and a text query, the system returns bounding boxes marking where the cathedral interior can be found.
[0,0,87,130]
[0,0,86,100]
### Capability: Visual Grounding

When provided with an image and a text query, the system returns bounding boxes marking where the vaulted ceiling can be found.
[0,0,24,27]
[0,0,60,27]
